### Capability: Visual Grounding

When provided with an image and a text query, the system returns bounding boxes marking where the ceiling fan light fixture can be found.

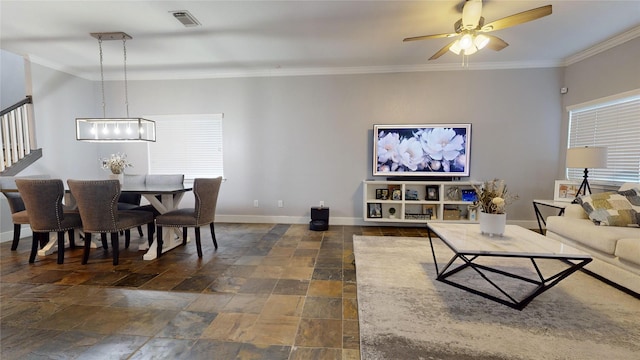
[474,34,490,50]
[463,45,478,56]
[459,34,473,50]
[449,40,462,55]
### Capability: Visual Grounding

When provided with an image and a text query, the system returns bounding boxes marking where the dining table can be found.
[120,183,192,260]
[3,182,192,261]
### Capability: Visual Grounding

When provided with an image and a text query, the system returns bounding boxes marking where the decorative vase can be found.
[478,211,506,237]
[108,173,124,184]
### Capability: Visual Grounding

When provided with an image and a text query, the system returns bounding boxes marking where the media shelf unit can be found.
[363,180,480,224]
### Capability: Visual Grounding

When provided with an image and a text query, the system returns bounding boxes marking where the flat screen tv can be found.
[373,124,471,178]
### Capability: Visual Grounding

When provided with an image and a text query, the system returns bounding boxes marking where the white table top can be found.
[533,199,571,208]
[427,223,589,257]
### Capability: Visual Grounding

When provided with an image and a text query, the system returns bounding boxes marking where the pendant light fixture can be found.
[76,32,156,142]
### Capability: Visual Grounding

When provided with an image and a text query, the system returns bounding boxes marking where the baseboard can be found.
[0,218,540,243]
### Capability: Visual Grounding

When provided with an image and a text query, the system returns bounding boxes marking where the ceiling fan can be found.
[404,0,552,60]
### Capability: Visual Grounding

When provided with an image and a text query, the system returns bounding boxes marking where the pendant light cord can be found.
[122,36,130,118]
[98,37,107,118]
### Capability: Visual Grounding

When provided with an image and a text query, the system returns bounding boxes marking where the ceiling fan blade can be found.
[481,5,552,32]
[403,32,457,42]
[462,0,483,29]
[484,35,509,51]
[429,41,456,60]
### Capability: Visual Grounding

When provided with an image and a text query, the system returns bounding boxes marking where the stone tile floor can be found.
[0,223,429,359]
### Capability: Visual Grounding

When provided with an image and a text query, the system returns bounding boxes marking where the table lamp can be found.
[566,146,607,200]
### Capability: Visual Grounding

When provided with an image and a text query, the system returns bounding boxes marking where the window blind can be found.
[147,114,224,181]
[567,91,640,183]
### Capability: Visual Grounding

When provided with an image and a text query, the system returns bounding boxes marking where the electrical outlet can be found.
[278,200,283,208]
[253,200,259,207]
[319,201,324,207]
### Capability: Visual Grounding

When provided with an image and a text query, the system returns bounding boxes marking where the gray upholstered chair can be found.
[67,179,155,265]
[117,175,146,237]
[134,174,185,215]
[0,176,50,251]
[14,179,83,264]
[155,177,222,258]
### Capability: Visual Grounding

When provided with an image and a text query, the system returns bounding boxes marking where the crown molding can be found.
[563,25,640,66]
[26,27,639,81]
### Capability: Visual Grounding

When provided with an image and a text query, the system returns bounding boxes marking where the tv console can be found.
[363,180,480,224]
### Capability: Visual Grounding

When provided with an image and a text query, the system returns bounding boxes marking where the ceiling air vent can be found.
[171,10,200,27]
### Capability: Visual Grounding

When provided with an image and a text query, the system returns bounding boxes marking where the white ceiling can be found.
[1,1,639,80]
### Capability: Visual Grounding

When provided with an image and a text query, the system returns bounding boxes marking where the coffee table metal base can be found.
[427,226,592,310]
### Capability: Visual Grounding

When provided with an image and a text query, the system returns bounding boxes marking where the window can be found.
[567,90,640,183]
[147,114,223,181]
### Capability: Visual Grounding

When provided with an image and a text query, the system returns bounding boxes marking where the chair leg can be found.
[147,223,154,246]
[138,226,144,237]
[182,227,188,246]
[68,229,76,248]
[111,232,119,266]
[101,233,108,250]
[39,232,49,249]
[82,233,92,264]
[156,226,163,258]
[57,231,66,264]
[210,222,218,249]
[29,232,40,263]
[195,227,203,258]
[11,224,21,250]
[125,230,131,249]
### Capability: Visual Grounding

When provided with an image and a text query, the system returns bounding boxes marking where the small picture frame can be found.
[426,186,439,200]
[554,180,585,202]
[392,189,402,200]
[375,189,389,200]
[422,204,437,219]
[368,203,383,218]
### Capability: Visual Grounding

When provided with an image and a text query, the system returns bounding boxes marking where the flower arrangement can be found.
[472,179,518,214]
[101,153,132,174]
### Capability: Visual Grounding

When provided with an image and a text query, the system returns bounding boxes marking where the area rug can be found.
[353,235,640,360]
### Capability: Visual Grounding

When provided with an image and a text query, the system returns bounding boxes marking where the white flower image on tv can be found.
[376,126,468,174]
[420,127,464,161]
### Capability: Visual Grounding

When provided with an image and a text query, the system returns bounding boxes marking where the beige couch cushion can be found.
[615,238,640,266]
[546,216,639,254]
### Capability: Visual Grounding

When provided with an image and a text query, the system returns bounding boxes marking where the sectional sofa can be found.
[545,183,640,295]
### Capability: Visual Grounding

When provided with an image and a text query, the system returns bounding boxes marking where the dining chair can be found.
[1,176,51,251]
[14,179,83,264]
[155,177,222,258]
[67,179,155,265]
[134,174,185,215]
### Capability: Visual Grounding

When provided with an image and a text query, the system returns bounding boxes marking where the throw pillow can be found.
[578,188,640,227]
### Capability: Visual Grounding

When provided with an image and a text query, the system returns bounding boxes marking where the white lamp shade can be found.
[566,147,607,168]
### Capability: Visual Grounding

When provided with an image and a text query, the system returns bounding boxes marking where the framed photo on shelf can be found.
[426,185,439,200]
[392,189,402,200]
[554,180,584,202]
[368,203,383,218]
[375,188,389,200]
[422,204,437,219]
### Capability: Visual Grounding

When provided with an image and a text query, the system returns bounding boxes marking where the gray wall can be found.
[0,49,26,108]
[111,68,562,225]
[558,37,640,177]
[1,37,638,240]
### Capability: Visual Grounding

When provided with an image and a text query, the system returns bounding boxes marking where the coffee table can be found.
[427,223,592,310]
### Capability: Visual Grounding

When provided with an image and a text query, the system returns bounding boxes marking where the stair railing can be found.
[1,96,36,173]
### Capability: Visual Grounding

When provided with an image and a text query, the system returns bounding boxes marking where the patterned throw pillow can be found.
[578,188,640,227]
